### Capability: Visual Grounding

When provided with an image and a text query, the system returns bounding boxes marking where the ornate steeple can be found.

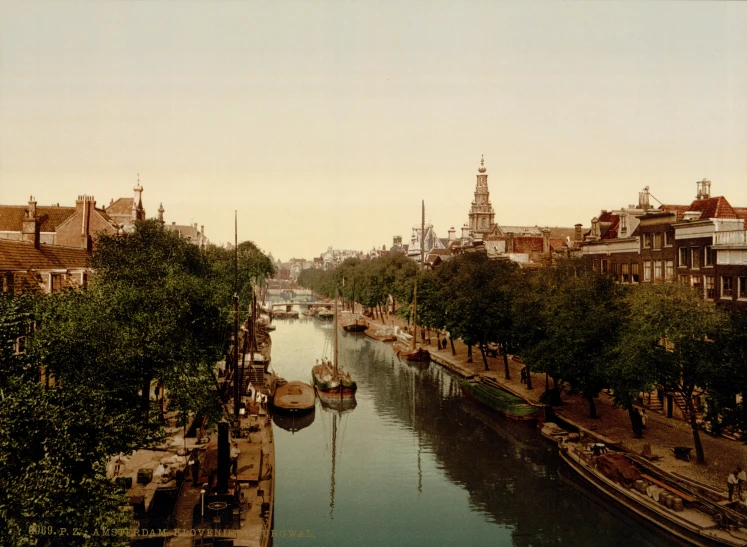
[133,173,145,221]
[157,202,165,225]
[467,155,495,239]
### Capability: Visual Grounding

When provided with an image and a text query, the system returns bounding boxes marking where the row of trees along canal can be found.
[298,252,747,466]
[0,220,275,547]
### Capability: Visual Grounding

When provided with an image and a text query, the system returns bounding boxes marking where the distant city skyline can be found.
[1,1,745,262]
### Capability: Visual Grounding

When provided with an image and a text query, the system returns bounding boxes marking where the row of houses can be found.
[582,180,747,308]
[0,180,209,294]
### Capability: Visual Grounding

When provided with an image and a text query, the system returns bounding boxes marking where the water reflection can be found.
[270,315,676,547]
[272,408,316,434]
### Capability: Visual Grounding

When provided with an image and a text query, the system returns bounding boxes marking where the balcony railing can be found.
[713,231,747,246]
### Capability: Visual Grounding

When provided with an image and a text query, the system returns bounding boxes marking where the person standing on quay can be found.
[728,470,739,501]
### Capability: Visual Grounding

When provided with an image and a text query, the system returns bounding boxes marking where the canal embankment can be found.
[363,309,747,499]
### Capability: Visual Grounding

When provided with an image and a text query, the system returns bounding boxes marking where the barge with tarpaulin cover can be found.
[558,438,747,547]
[460,376,541,425]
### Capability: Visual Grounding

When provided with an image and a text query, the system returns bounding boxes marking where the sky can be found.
[1,1,746,262]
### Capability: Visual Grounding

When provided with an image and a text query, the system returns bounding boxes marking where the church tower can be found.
[468,155,495,239]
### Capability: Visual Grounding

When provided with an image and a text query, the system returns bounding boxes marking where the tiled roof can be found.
[734,207,747,220]
[0,240,91,271]
[687,196,738,220]
[0,205,75,232]
[166,224,200,239]
[105,197,134,216]
[658,205,690,221]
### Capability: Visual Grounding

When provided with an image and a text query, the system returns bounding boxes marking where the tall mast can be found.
[333,289,339,375]
[420,200,425,272]
[233,211,240,418]
[412,279,418,351]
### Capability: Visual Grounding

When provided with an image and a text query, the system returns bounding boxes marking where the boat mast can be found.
[412,280,417,352]
[412,199,424,351]
[233,210,240,418]
[334,288,339,376]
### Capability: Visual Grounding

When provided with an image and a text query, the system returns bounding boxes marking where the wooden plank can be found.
[641,473,696,502]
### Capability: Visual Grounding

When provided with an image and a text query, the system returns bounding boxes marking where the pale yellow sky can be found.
[1,1,746,261]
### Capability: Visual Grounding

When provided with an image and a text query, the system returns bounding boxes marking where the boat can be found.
[460,377,540,425]
[317,388,358,414]
[392,278,430,362]
[559,439,747,547]
[340,311,368,333]
[364,325,397,342]
[317,308,334,321]
[312,292,357,397]
[271,380,316,413]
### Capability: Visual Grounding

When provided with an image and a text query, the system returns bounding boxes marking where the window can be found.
[722,276,733,298]
[593,260,600,272]
[664,231,673,247]
[654,261,663,280]
[691,247,700,269]
[644,261,652,282]
[678,274,689,284]
[739,277,747,299]
[51,273,63,294]
[678,247,688,267]
[705,276,715,299]
[653,233,661,250]
[665,260,674,281]
[600,259,608,274]
[704,246,713,267]
[631,263,640,283]
[14,336,27,355]
[643,233,652,249]
[621,263,630,283]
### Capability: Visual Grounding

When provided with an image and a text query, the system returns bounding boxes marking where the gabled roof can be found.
[0,205,75,232]
[105,197,134,216]
[687,196,738,220]
[734,207,747,220]
[0,240,91,271]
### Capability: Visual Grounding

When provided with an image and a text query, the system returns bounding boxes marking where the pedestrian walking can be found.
[728,470,739,501]
[190,456,200,486]
[520,367,527,384]
[231,442,241,476]
[640,409,648,429]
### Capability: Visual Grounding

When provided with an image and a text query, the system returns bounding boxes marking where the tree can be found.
[622,283,729,464]
[0,294,132,547]
[427,253,519,372]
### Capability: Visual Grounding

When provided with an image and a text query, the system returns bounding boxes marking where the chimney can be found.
[542,228,551,255]
[696,178,711,200]
[461,224,470,243]
[574,223,583,242]
[75,195,96,250]
[21,207,40,249]
[216,422,230,495]
[506,232,514,254]
[638,186,651,210]
[201,225,204,236]
[28,196,37,218]
[448,226,455,242]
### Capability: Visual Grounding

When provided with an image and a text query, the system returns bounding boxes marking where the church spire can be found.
[467,155,495,240]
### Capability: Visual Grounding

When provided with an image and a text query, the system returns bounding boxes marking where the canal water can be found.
[269,315,677,547]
